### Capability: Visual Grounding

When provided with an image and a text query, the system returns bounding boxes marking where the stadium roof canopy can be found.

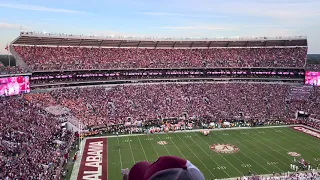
[11,31,308,48]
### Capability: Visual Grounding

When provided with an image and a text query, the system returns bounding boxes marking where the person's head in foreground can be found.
[122,156,205,180]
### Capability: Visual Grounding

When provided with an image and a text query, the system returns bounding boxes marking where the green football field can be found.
[106,127,320,179]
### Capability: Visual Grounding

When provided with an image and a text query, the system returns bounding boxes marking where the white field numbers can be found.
[267,162,278,165]
[240,132,249,135]
[314,158,320,161]
[124,139,132,142]
[241,164,252,168]
[217,166,227,170]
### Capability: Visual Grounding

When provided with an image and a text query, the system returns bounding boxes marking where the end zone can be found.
[290,126,320,140]
[77,138,108,180]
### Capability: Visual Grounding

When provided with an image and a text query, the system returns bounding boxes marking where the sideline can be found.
[85,124,297,140]
[70,138,87,180]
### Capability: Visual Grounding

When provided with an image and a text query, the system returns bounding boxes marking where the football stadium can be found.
[1,1,320,179]
[0,30,320,180]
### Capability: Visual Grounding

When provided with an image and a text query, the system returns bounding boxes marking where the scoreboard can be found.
[0,76,30,97]
[305,71,320,86]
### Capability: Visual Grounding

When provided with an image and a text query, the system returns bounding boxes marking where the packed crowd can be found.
[304,116,320,130]
[0,65,29,75]
[1,82,319,179]
[46,83,320,127]
[13,46,307,71]
[246,171,320,180]
[306,63,320,71]
[0,96,72,180]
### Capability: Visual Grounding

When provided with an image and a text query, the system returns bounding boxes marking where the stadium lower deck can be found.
[71,125,320,180]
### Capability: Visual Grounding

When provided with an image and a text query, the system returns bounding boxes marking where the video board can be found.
[0,76,30,97]
[305,71,320,86]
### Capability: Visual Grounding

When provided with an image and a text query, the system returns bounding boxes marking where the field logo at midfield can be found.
[210,144,239,154]
[288,152,301,157]
[157,141,168,145]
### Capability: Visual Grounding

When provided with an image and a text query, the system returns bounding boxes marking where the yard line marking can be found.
[155,134,172,155]
[234,131,289,169]
[107,138,109,180]
[117,137,123,169]
[251,129,294,161]
[137,135,149,161]
[175,132,224,178]
[208,132,271,173]
[127,137,136,163]
[182,132,239,177]
[146,134,160,158]
[231,134,284,172]
[267,128,320,165]
[164,132,187,159]
[222,134,283,172]
[279,128,320,153]
[195,132,250,174]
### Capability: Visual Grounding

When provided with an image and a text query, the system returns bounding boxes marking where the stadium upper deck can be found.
[10,32,309,71]
[12,32,307,48]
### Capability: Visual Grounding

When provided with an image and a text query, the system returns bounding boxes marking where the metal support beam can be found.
[172,41,177,48]
[190,41,195,48]
[155,41,160,49]
[119,41,123,47]
[208,41,213,48]
[35,38,42,45]
[58,39,64,46]
[137,41,142,48]
[79,39,84,46]
[99,40,104,47]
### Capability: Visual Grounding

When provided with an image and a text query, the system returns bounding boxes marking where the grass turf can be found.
[106,127,320,179]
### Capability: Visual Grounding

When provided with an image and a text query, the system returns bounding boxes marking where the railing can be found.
[20,31,307,41]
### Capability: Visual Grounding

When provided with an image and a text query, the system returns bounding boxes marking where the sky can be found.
[0,0,319,54]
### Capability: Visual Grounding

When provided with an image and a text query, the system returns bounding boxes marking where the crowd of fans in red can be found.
[1,44,319,179]
[247,171,320,180]
[0,97,72,180]
[0,65,29,75]
[306,64,320,71]
[48,83,320,127]
[13,46,307,71]
[0,82,319,179]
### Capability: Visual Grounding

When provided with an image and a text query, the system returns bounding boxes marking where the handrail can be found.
[20,31,307,41]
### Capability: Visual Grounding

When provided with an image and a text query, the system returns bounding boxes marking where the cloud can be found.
[0,3,86,14]
[136,11,226,19]
[137,12,185,17]
[0,22,24,30]
[157,25,236,31]
[197,0,320,19]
